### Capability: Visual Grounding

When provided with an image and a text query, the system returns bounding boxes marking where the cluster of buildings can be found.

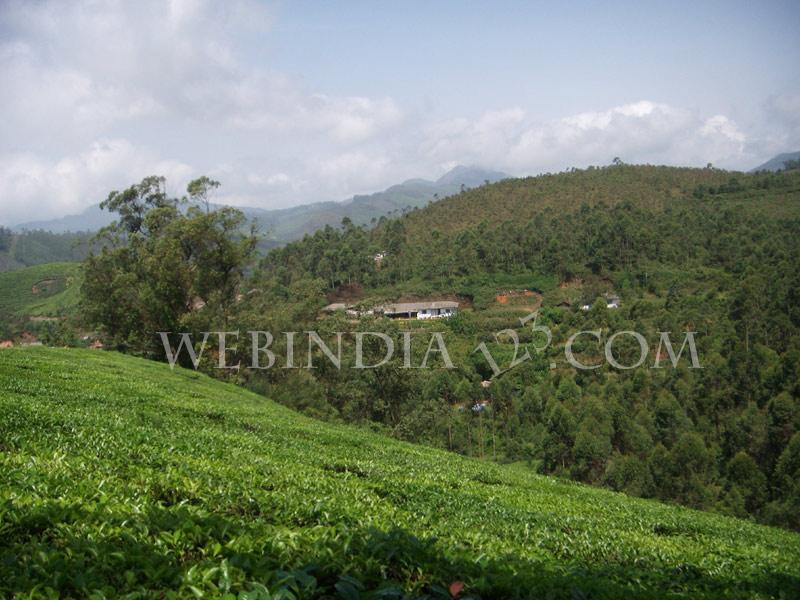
[322,291,621,320]
[323,300,460,320]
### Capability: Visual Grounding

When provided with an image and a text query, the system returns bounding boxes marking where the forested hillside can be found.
[397,165,739,238]
[0,227,92,272]
[81,165,800,531]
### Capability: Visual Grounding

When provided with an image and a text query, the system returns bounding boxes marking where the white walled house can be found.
[322,300,459,319]
[379,301,459,320]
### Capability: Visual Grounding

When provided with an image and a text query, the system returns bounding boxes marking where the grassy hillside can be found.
[0,262,82,319]
[1,347,799,598]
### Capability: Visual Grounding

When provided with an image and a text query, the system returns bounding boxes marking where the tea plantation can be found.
[1,347,799,599]
[0,263,82,318]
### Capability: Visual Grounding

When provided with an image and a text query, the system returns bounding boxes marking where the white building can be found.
[379,301,459,320]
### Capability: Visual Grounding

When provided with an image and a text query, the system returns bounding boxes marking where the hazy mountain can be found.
[13,165,509,243]
[750,151,800,172]
[14,204,116,234]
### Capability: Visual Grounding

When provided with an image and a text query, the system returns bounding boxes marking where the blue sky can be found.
[267,1,799,119]
[1,0,799,225]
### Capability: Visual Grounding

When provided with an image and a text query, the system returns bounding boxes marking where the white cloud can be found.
[0,0,401,142]
[700,115,746,142]
[0,140,192,225]
[418,101,758,174]
[314,151,395,198]
[0,0,796,226]
[0,40,164,147]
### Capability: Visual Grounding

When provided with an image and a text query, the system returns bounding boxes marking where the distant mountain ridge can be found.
[13,165,509,243]
[750,151,800,172]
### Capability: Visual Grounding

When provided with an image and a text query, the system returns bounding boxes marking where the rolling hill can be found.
[256,163,800,535]
[0,262,82,319]
[1,346,799,597]
[395,165,747,240]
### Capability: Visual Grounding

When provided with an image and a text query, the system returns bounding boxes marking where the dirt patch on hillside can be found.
[495,289,536,304]
[31,279,58,295]
[494,290,542,312]
[559,278,583,289]
[18,332,39,345]
[327,283,364,302]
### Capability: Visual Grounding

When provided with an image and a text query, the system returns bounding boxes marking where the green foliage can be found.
[0,226,12,252]
[261,167,800,302]
[187,176,221,213]
[782,158,800,172]
[724,452,767,515]
[82,176,257,356]
[765,433,800,529]
[2,347,800,598]
[240,166,800,531]
[0,229,92,272]
[40,165,798,534]
[0,262,82,324]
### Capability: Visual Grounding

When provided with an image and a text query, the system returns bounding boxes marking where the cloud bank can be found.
[0,0,797,226]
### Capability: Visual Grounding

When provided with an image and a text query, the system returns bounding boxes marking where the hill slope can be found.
[751,151,800,172]
[1,347,799,597]
[0,262,82,319]
[397,165,746,240]
[0,230,92,273]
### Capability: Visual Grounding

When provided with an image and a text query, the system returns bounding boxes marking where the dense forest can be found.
[0,226,93,272]
[82,165,800,530]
